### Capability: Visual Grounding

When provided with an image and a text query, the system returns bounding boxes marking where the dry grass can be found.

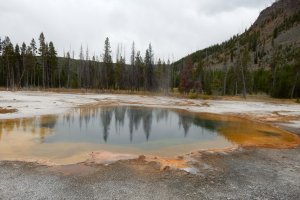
[0,87,297,104]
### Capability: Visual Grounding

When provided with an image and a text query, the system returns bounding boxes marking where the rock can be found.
[138,155,146,161]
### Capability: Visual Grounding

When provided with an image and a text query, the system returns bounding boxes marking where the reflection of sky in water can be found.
[42,107,225,146]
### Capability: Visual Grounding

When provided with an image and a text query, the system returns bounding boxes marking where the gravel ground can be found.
[0,144,299,200]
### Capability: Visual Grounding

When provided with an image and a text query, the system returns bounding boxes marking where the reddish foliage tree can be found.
[179,56,193,93]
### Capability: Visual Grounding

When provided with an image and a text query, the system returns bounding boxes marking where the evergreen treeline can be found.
[0,33,57,88]
[0,32,299,99]
[0,33,171,93]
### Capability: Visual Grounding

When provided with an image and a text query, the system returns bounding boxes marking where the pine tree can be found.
[38,32,46,88]
[291,48,300,98]
[84,46,90,89]
[270,48,283,96]
[241,48,250,98]
[30,39,37,86]
[130,41,135,91]
[135,51,144,90]
[115,54,123,90]
[30,39,37,56]
[79,44,84,88]
[102,37,114,89]
[144,49,150,90]
[222,56,228,95]
[25,45,35,87]
[14,44,21,87]
[0,37,3,86]
[21,42,27,87]
[144,44,154,91]
[48,41,57,87]
[66,51,71,88]
[162,60,170,95]
[44,43,50,87]
[2,37,15,88]
[0,37,2,55]
[155,58,162,89]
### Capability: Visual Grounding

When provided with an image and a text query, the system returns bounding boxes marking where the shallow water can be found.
[0,106,299,164]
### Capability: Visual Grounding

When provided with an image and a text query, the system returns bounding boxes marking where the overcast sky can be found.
[0,0,276,62]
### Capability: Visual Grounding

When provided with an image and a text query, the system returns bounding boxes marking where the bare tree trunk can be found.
[22,55,25,88]
[11,65,15,90]
[26,73,29,88]
[223,64,228,96]
[241,65,247,99]
[59,68,61,88]
[18,69,25,88]
[235,80,238,96]
[6,55,10,90]
[34,63,36,87]
[272,65,277,93]
[42,57,45,89]
[291,71,299,98]
[67,58,70,88]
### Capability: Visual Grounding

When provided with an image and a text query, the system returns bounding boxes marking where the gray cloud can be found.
[195,0,275,15]
[0,0,275,62]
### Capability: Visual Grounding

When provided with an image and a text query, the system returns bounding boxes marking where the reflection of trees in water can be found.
[72,106,116,129]
[21,118,28,132]
[114,107,127,134]
[178,112,226,137]
[98,107,154,142]
[99,107,155,142]
[178,115,194,137]
[62,112,74,129]
[40,116,58,129]
[0,106,239,144]
[63,107,156,142]
[100,108,113,142]
[76,107,100,130]
[0,120,14,137]
[39,115,58,142]
[79,110,83,130]
[0,116,57,143]
[0,118,36,139]
[84,112,91,129]
[127,108,144,142]
[0,119,17,140]
[142,109,153,141]
[154,109,169,123]
[192,117,224,131]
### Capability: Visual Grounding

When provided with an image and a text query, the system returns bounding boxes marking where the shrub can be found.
[188,92,198,99]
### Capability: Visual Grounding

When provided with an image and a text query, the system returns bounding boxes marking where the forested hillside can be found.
[174,0,300,98]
